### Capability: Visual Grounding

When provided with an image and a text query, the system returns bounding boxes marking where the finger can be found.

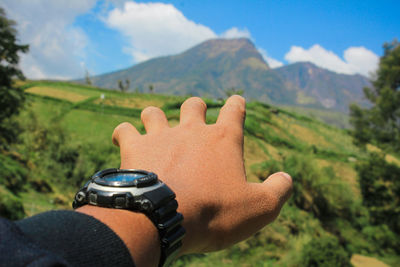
[141,106,169,134]
[221,172,292,247]
[261,172,293,216]
[180,97,207,125]
[112,122,140,147]
[216,95,246,132]
[242,172,292,235]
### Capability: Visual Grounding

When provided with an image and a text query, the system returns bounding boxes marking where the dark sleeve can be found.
[0,216,69,266]
[1,210,135,267]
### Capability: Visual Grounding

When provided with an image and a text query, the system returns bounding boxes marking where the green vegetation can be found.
[299,235,351,267]
[0,79,397,266]
[349,40,400,259]
[0,7,29,148]
[350,39,400,152]
[0,185,25,220]
[0,7,29,220]
[279,104,351,129]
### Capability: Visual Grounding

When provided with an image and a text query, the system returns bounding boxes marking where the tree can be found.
[350,39,400,152]
[125,79,130,91]
[350,40,400,238]
[85,70,92,85]
[148,84,154,94]
[0,8,29,148]
[356,153,400,235]
[118,79,130,92]
[225,87,244,98]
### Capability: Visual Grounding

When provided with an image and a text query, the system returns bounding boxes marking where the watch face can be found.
[92,169,157,187]
[104,172,147,182]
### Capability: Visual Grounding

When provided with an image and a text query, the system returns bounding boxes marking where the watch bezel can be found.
[92,168,158,187]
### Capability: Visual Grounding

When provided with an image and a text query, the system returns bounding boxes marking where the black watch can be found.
[72,168,185,267]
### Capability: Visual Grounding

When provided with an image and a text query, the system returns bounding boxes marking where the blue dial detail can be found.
[92,169,157,187]
[104,173,147,182]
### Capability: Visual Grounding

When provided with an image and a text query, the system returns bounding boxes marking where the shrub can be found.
[0,153,28,193]
[362,224,400,254]
[252,159,282,181]
[300,235,351,267]
[71,144,119,187]
[0,186,25,220]
[283,155,356,221]
[252,154,357,222]
[357,152,400,234]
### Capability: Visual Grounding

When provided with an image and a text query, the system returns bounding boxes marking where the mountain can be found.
[88,38,293,104]
[85,38,371,112]
[273,62,371,112]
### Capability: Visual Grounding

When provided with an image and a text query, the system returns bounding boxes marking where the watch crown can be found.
[75,191,86,202]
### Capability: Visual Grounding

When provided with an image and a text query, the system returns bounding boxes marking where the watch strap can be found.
[141,185,185,267]
[151,200,185,266]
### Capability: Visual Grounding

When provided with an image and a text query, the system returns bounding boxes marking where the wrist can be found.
[73,169,185,266]
[77,205,160,267]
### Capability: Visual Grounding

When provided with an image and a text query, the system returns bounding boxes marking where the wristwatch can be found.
[72,168,185,267]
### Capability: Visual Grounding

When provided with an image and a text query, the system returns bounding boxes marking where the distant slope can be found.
[84,38,371,113]
[89,38,294,104]
[273,62,371,112]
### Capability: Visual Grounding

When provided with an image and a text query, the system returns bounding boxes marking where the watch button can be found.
[89,193,97,204]
[115,196,126,208]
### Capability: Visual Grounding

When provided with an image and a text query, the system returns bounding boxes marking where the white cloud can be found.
[343,47,379,77]
[105,1,217,63]
[258,48,284,68]
[2,0,96,79]
[221,27,251,39]
[284,44,379,77]
[105,1,278,66]
[1,0,280,79]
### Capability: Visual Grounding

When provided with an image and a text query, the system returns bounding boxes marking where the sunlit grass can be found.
[26,86,89,102]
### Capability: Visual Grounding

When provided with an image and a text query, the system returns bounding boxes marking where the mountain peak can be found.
[197,38,255,51]
[181,38,268,67]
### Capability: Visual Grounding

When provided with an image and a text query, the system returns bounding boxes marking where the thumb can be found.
[262,172,293,210]
[231,172,293,242]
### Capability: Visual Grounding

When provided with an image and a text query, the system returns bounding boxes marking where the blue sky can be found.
[2,0,399,79]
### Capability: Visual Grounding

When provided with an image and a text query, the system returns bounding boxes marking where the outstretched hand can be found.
[111,95,292,254]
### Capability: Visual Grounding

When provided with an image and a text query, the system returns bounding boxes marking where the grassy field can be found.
[279,104,351,129]
[2,80,398,266]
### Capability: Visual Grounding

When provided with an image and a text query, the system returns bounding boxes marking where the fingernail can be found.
[281,172,292,183]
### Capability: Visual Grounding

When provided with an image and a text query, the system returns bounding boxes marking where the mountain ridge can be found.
[273,62,371,110]
[83,38,371,112]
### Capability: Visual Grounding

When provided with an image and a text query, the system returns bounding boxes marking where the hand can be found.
[111,95,293,254]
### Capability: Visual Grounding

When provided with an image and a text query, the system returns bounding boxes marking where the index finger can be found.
[216,95,246,132]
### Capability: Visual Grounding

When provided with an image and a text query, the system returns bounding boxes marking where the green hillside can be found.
[273,62,371,112]
[1,80,398,266]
